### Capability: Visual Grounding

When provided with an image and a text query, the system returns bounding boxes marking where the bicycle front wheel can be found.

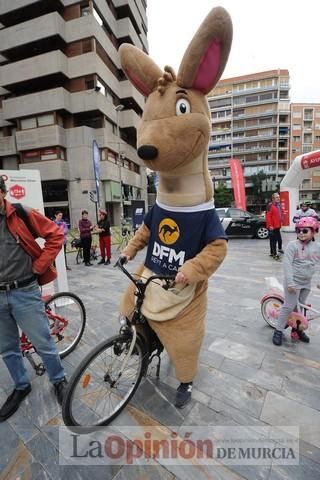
[261,296,283,329]
[62,334,147,430]
[45,292,86,358]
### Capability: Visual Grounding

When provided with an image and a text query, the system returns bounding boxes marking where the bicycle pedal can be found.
[35,363,46,376]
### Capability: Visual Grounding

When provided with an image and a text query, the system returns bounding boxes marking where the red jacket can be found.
[266,202,283,229]
[5,200,64,285]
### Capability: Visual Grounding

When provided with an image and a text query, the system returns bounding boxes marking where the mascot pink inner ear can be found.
[192,40,221,92]
[125,68,152,97]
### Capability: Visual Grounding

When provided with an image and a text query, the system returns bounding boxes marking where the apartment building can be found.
[0,0,148,225]
[208,69,290,204]
[290,103,320,206]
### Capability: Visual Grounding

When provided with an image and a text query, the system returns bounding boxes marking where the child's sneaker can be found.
[272,329,283,346]
[298,330,310,343]
[175,382,193,408]
[291,330,300,342]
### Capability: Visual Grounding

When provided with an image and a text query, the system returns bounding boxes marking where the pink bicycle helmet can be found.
[295,216,319,233]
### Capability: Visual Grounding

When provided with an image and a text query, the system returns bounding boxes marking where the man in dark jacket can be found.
[0,177,68,422]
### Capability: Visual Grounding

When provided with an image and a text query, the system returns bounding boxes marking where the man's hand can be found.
[288,286,296,293]
[175,271,188,284]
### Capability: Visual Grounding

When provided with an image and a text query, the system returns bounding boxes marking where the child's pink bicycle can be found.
[260,277,320,332]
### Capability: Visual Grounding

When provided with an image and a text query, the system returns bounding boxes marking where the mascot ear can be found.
[119,44,163,97]
[177,6,233,94]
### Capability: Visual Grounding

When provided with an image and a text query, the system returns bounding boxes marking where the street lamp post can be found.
[115,104,124,224]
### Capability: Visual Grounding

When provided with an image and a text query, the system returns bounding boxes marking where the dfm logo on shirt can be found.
[158,218,180,245]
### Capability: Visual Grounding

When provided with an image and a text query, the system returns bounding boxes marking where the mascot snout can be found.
[137,145,158,160]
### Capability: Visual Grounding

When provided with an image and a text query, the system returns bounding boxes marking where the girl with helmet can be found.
[273,217,320,346]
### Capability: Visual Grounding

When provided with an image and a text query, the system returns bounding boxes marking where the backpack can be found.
[13,203,37,238]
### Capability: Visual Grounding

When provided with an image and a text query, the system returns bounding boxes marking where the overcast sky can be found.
[147,0,320,103]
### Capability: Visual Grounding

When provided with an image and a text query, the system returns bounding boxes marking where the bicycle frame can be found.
[108,258,175,381]
[261,279,320,326]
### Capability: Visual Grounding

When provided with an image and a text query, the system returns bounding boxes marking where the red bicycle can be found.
[21,292,86,375]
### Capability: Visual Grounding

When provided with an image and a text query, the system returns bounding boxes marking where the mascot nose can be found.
[137,145,158,160]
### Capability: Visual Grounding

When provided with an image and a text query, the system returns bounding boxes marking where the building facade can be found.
[290,103,320,206]
[208,69,290,207]
[0,0,148,225]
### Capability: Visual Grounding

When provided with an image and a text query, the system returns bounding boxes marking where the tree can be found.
[214,183,233,207]
[248,171,268,205]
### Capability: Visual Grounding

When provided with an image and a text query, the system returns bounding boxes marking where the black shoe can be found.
[278,249,284,254]
[54,378,68,406]
[85,262,92,266]
[298,330,310,343]
[97,259,105,265]
[175,382,193,409]
[272,329,283,346]
[66,266,72,271]
[104,259,111,265]
[273,255,280,261]
[0,385,31,422]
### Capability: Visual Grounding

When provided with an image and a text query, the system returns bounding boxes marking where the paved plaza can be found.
[1,233,320,479]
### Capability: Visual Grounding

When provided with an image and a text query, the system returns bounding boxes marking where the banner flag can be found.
[92,140,101,205]
[229,158,246,210]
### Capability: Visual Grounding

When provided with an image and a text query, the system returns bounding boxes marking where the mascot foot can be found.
[175,382,193,409]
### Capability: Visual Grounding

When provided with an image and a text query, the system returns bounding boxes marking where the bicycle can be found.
[260,277,320,331]
[62,257,175,431]
[21,292,86,376]
[71,237,98,265]
[112,226,134,252]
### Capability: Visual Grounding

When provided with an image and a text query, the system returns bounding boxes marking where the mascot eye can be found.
[176,98,191,116]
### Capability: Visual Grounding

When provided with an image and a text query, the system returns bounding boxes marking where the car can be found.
[216,207,269,239]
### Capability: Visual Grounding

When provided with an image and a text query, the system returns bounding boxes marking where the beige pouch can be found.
[140,267,196,321]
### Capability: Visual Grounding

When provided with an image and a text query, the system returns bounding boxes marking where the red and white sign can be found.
[9,184,26,200]
[300,151,320,170]
[0,169,44,212]
[229,158,247,210]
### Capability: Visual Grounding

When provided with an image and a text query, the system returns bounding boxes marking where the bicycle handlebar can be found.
[114,256,176,289]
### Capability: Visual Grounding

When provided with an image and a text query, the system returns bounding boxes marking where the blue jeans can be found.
[0,280,65,390]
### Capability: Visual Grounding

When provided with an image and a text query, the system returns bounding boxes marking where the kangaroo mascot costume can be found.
[119,6,233,408]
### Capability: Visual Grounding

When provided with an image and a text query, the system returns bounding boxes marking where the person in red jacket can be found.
[266,192,284,260]
[0,177,68,422]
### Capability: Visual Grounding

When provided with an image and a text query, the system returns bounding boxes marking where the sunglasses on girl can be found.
[296,228,312,234]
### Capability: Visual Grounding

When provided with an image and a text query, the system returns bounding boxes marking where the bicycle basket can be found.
[71,238,82,248]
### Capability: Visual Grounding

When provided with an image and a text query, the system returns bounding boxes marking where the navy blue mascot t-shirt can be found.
[143,200,227,275]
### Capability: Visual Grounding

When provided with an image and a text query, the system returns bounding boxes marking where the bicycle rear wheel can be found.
[261,296,283,329]
[45,292,86,358]
[62,334,147,431]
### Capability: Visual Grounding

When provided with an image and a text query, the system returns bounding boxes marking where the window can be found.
[20,114,55,130]
[37,113,54,127]
[20,117,37,130]
[293,136,300,142]
[81,5,90,16]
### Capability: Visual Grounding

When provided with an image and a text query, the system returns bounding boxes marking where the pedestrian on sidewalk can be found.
[266,192,284,260]
[94,209,112,265]
[53,210,71,270]
[272,216,320,346]
[78,210,93,266]
[0,177,68,422]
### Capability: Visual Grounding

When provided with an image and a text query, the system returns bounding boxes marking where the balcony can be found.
[0,50,68,88]
[3,87,70,119]
[21,159,69,181]
[66,15,119,68]
[0,1,64,27]
[0,135,17,155]
[0,12,65,54]
[120,80,145,112]
[117,17,143,49]
[16,125,66,151]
